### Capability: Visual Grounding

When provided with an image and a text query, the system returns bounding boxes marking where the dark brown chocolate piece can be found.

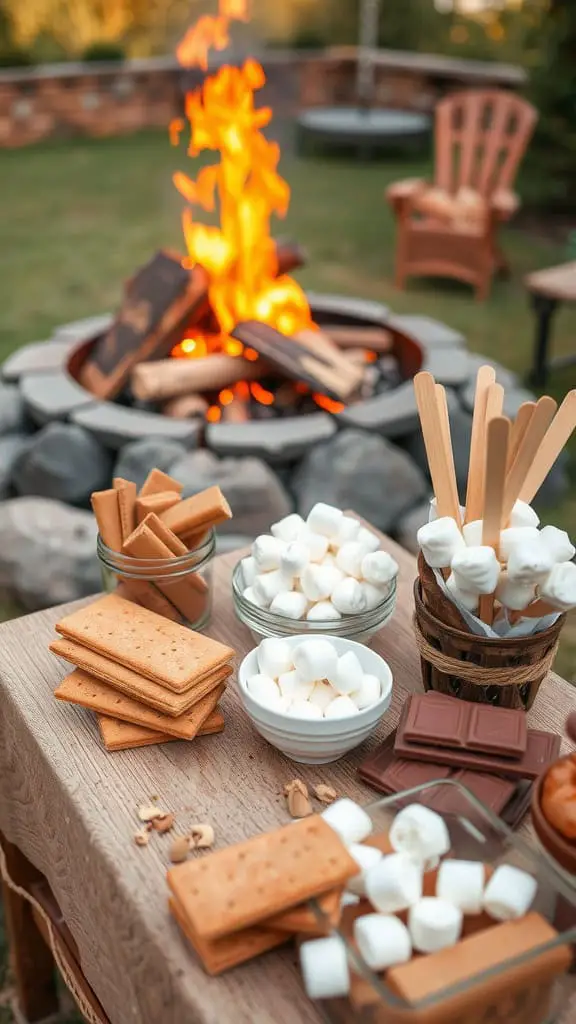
[396,702,559,780]
[404,692,527,758]
[429,771,516,818]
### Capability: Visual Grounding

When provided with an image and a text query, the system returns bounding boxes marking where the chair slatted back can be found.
[434,89,537,197]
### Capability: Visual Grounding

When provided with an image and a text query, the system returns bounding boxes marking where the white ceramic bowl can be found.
[237,635,393,764]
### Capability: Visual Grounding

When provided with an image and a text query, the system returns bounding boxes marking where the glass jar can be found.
[231,559,397,643]
[308,780,576,1024]
[97,529,215,631]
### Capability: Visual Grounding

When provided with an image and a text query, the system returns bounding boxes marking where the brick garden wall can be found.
[0,49,526,149]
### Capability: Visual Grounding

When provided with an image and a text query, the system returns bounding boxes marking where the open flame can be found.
[171,0,312,362]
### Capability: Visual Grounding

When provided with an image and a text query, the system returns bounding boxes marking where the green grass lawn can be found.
[0,127,575,1020]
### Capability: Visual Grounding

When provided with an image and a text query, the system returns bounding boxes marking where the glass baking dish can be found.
[309,780,576,1024]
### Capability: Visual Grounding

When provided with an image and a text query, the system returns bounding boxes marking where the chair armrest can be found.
[490,189,520,220]
[386,178,428,213]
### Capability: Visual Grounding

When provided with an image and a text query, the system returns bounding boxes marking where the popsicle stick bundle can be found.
[414,370,576,633]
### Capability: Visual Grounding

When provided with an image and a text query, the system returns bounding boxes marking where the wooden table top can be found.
[0,538,574,1024]
[525,261,576,302]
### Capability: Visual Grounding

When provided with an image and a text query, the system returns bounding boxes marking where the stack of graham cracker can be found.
[50,593,235,752]
[167,815,361,975]
[91,468,232,626]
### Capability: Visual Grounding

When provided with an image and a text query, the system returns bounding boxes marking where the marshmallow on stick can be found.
[418,518,465,569]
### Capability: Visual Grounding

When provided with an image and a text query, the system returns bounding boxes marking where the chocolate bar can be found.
[359,733,516,822]
[395,702,559,780]
[404,692,527,758]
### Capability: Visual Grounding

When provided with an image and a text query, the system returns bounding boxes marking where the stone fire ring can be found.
[1,293,472,464]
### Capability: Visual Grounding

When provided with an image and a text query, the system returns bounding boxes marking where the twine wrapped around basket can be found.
[413,571,564,710]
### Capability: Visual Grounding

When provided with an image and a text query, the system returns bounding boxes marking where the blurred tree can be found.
[524,0,576,210]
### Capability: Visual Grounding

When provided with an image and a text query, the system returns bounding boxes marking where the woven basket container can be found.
[413,566,565,709]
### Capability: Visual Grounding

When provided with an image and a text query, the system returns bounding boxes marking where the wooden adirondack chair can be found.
[386,90,538,300]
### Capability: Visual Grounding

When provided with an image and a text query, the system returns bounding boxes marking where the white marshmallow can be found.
[539,561,576,611]
[446,573,479,612]
[507,537,553,584]
[451,546,500,595]
[509,500,540,529]
[251,535,286,571]
[361,550,399,586]
[333,515,361,548]
[321,798,373,844]
[293,639,339,683]
[246,674,281,709]
[309,681,337,712]
[436,859,485,914]
[539,525,576,564]
[390,804,451,861]
[321,552,337,567]
[253,570,292,606]
[356,526,381,553]
[324,695,359,719]
[418,517,465,569]
[354,914,412,971]
[280,541,310,579]
[430,497,464,524]
[243,585,267,608]
[360,581,388,611]
[278,669,313,702]
[306,502,343,539]
[271,512,305,543]
[365,853,423,913]
[331,577,368,615]
[334,650,364,694]
[288,699,323,720]
[301,564,344,602]
[270,591,308,619]
[335,542,366,578]
[306,600,342,622]
[240,555,257,587]
[409,898,462,953]
[341,892,361,907]
[352,674,381,709]
[462,519,483,548]
[298,529,329,563]
[495,573,535,611]
[347,844,383,896]
[483,864,537,921]
[257,638,293,679]
[299,935,350,1000]
[499,526,540,562]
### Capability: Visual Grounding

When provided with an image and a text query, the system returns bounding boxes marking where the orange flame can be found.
[172,0,312,343]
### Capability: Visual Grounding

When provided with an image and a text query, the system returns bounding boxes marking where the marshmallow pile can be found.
[240,503,399,621]
[246,638,382,719]
[300,799,538,1000]
[418,499,576,617]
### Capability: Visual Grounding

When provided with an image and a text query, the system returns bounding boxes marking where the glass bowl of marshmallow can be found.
[232,503,399,643]
[237,636,393,763]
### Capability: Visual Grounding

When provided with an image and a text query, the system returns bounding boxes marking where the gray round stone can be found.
[12,423,112,506]
[293,429,428,532]
[0,497,100,610]
[0,383,27,435]
[395,500,431,555]
[0,434,31,499]
[170,449,292,537]
[113,438,187,492]
[460,357,521,409]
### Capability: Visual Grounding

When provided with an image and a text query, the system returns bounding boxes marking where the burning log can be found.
[324,326,393,352]
[221,397,250,423]
[163,394,209,419]
[80,252,209,399]
[231,322,364,401]
[131,354,263,403]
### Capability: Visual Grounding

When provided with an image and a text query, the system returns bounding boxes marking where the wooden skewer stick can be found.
[484,382,504,423]
[519,389,576,504]
[501,395,558,524]
[507,401,536,471]
[509,598,558,623]
[414,372,461,523]
[435,383,460,519]
[478,416,510,625]
[464,366,496,523]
